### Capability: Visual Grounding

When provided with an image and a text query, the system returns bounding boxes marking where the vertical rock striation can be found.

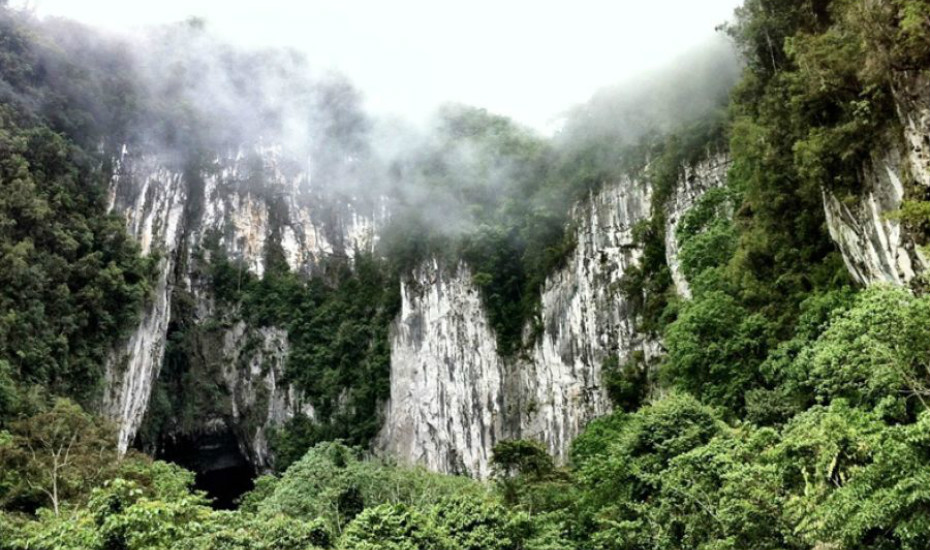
[103,71,928,478]
[380,170,724,474]
[104,150,186,452]
[519,176,658,463]
[664,154,730,298]
[378,261,507,478]
[216,323,315,469]
[107,139,738,477]
[823,75,930,285]
[103,144,380,458]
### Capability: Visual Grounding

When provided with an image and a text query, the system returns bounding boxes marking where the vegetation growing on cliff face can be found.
[1,4,395,463]
[380,42,738,357]
[0,12,153,415]
[1,0,930,549]
[617,0,930,417]
[204,249,399,469]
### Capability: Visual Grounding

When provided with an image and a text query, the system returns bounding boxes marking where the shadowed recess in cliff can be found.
[159,430,256,510]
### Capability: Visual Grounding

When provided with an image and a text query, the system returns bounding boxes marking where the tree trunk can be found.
[51,457,60,516]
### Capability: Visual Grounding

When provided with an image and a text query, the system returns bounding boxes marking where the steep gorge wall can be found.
[103,144,380,465]
[377,261,507,478]
[104,150,185,453]
[518,175,659,463]
[378,82,930,476]
[380,158,730,475]
[104,139,722,477]
[104,84,927,478]
[376,76,929,477]
[824,74,930,285]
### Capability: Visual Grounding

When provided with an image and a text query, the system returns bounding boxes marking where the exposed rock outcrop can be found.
[378,261,507,478]
[379,171,710,475]
[218,323,313,469]
[104,144,381,459]
[665,155,730,298]
[519,175,660,463]
[105,138,741,478]
[104,152,186,453]
[823,75,930,285]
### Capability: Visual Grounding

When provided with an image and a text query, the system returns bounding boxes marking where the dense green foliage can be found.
[568,395,930,550]
[201,249,400,470]
[2,0,930,549]
[608,0,930,419]
[0,440,547,550]
[0,6,155,419]
[0,110,152,409]
[257,441,483,532]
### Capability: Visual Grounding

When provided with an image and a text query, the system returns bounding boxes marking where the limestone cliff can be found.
[379,161,732,475]
[103,144,380,465]
[518,175,659,463]
[824,74,930,285]
[378,260,507,478]
[104,109,929,481]
[665,155,730,298]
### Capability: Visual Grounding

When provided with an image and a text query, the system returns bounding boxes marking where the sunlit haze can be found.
[26,0,740,131]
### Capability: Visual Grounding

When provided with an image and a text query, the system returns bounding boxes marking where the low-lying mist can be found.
[1,6,741,265]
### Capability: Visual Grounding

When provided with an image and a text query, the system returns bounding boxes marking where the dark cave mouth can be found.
[158,429,257,510]
[196,463,256,510]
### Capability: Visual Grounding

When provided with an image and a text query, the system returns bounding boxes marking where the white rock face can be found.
[106,138,736,476]
[104,144,381,455]
[219,323,315,468]
[519,176,659,463]
[380,175,677,475]
[823,75,930,285]
[104,72,928,478]
[378,261,506,478]
[197,144,381,277]
[104,151,186,452]
[894,74,930,191]
[665,154,730,298]
[823,149,925,284]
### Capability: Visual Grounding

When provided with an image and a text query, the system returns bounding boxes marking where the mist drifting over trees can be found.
[1,1,930,549]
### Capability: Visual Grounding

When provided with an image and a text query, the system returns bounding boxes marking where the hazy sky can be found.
[27,0,741,131]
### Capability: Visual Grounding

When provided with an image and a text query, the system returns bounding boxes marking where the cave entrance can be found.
[195,462,255,510]
[158,429,256,510]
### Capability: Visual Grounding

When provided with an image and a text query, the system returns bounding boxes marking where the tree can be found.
[92,484,211,550]
[259,442,484,536]
[0,360,16,420]
[2,399,117,515]
[180,512,330,550]
[774,402,930,550]
[490,439,560,507]
[648,427,794,550]
[662,292,773,414]
[491,440,555,482]
[429,494,519,550]
[338,503,444,550]
[0,108,151,410]
[788,286,930,415]
[572,394,725,549]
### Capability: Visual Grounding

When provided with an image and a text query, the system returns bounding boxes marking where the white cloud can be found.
[27,0,740,131]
